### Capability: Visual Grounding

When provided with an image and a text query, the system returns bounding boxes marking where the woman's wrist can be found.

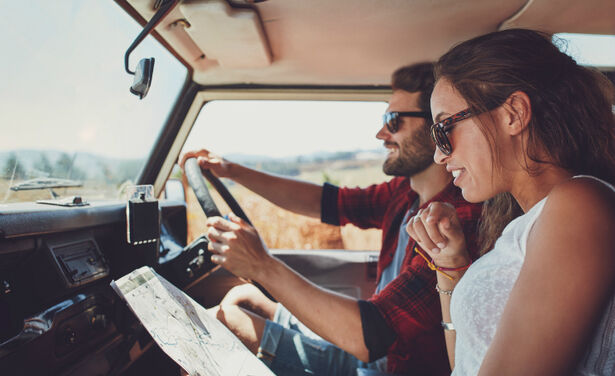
[436,269,467,290]
[432,253,472,269]
[414,246,471,282]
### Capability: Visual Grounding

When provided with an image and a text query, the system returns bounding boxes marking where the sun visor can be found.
[179,0,272,68]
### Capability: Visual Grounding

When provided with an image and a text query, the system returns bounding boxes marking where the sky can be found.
[182,100,388,158]
[0,0,387,161]
[555,33,615,67]
[0,0,186,160]
[0,1,613,160]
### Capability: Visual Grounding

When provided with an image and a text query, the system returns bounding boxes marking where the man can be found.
[181,63,482,375]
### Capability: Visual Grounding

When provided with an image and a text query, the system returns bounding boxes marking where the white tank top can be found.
[451,176,615,375]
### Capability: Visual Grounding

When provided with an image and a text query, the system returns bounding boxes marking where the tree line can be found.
[1,152,140,184]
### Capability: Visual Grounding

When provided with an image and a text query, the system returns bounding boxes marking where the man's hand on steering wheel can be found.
[180,149,233,179]
[206,214,273,282]
[180,151,252,224]
[180,151,270,283]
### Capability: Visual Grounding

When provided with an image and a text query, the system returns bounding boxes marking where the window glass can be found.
[0,1,187,204]
[554,33,615,67]
[181,100,390,250]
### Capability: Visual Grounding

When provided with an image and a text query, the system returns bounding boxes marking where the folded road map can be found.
[111,266,274,376]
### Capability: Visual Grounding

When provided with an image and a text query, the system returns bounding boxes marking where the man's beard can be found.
[382,127,435,177]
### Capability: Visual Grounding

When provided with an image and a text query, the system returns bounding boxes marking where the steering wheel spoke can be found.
[183,158,252,224]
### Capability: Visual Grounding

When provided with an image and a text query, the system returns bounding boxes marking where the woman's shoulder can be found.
[543,175,615,229]
[549,175,615,206]
[527,176,615,271]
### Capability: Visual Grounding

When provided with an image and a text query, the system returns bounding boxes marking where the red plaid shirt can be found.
[322,177,482,375]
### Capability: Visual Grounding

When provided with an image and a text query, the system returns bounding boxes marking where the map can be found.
[111,266,275,376]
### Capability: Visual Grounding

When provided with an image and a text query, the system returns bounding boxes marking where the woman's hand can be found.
[206,213,273,281]
[406,202,471,269]
[179,148,233,178]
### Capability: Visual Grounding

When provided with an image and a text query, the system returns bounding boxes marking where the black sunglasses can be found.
[429,109,473,155]
[383,111,432,133]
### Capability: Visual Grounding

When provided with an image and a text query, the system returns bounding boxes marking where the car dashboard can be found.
[0,199,209,375]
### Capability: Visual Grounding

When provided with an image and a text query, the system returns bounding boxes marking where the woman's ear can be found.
[502,91,532,136]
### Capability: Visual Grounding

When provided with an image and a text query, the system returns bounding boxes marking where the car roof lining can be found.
[121,0,615,87]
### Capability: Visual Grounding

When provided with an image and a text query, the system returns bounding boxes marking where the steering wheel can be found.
[183,158,274,299]
[183,158,252,225]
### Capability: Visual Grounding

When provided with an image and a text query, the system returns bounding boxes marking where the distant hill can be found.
[0,150,143,183]
[0,148,385,182]
[225,149,385,176]
[225,149,385,164]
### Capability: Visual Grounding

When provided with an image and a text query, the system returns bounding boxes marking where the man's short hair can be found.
[391,62,435,119]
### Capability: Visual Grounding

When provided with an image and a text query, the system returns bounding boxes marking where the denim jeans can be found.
[256,304,388,376]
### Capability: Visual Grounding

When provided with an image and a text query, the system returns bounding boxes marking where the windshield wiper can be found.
[10,178,82,191]
[10,178,83,200]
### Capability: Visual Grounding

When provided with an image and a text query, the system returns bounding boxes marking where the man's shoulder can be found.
[368,176,410,192]
[347,177,412,203]
[338,176,408,194]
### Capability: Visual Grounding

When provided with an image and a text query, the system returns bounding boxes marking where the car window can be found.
[555,33,615,67]
[181,100,389,250]
[0,1,187,204]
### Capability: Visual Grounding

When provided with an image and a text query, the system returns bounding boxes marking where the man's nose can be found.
[376,124,390,140]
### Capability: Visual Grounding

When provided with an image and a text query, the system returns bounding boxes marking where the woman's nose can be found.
[434,146,448,165]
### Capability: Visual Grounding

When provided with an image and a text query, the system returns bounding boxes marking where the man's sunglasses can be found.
[383,111,432,133]
[429,109,473,155]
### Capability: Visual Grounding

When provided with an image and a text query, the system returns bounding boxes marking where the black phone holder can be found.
[126,185,160,266]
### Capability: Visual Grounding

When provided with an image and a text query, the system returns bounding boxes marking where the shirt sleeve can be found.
[322,178,406,229]
[368,252,441,342]
[321,182,340,225]
[358,300,397,361]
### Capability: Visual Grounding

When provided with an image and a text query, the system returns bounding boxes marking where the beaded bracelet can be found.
[435,284,453,296]
[414,246,472,281]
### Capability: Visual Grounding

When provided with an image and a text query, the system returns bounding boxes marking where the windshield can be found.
[0,1,187,204]
[180,100,389,250]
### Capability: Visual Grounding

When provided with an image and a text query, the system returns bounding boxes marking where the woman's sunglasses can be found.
[429,109,473,155]
[383,111,432,133]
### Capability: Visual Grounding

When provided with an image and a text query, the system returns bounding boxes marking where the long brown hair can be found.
[435,29,615,254]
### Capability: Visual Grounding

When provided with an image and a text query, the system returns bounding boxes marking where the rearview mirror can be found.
[123,0,177,100]
[129,57,155,99]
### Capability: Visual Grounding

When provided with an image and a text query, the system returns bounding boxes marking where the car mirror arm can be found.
[124,0,178,98]
[124,0,177,75]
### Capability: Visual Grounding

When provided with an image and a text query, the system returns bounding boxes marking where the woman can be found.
[407,29,615,375]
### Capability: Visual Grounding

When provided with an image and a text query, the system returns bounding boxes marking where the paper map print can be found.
[111,266,274,376]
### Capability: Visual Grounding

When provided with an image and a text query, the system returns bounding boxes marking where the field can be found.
[184,161,387,251]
